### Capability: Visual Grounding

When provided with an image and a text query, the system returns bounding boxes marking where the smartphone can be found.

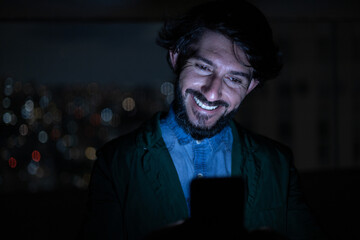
[190,177,245,228]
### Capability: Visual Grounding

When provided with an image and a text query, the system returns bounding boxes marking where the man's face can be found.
[171,31,259,138]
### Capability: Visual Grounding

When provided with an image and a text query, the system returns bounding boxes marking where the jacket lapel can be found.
[139,113,189,223]
[230,121,262,208]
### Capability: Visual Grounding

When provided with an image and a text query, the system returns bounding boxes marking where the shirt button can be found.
[197,173,203,178]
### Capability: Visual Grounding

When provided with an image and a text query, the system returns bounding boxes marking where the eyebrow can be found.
[193,56,251,80]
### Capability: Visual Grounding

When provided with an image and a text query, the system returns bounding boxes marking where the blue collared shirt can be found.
[160,107,233,212]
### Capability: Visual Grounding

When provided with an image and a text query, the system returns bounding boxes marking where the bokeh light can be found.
[4,85,13,96]
[160,82,174,96]
[85,147,97,161]
[3,112,12,124]
[21,105,33,120]
[24,99,34,112]
[39,95,50,109]
[122,97,135,111]
[27,161,39,175]
[4,78,14,96]
[2,97,11,108]
[38,131,48,143]
[32,150,41,162]
[8,157,17,168]
[101,108,113,123]
[19,124,29,136]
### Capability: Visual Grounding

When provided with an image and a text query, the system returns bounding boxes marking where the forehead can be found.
[194,30,251,68]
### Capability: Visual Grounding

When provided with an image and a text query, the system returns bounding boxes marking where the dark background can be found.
[1,0,360,239]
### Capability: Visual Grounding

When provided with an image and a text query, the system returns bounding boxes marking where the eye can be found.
[224,76,248,88]
[228,76,242,84]
[195,63,212,72]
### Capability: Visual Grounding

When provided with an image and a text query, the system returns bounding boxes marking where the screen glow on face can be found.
[177,30,257,130]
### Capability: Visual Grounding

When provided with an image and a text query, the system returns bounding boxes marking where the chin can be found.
[179,105,234,140]
[173,81,236,140]
[188,106,225,129]
[188,116,219,130]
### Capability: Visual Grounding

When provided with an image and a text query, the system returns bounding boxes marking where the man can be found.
[85,1,325,239]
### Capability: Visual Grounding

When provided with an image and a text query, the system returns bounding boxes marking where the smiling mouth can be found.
[193,95,219,111]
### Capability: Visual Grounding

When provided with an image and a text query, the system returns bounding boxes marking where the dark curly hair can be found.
[157,0,282,85]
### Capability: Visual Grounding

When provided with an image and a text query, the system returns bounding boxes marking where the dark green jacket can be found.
[85,113,325,240]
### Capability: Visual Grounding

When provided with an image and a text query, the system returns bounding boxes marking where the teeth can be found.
[194,96,218,111]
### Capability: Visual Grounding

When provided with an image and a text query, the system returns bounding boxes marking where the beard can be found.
[173,81,238,140]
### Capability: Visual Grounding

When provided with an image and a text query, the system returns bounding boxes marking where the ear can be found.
[169,50,179,70]
[246,79,259,95]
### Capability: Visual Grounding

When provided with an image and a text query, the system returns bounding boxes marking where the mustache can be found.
[185,89,229,108]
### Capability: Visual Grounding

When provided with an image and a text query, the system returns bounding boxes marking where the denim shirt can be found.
[160,108,233,212]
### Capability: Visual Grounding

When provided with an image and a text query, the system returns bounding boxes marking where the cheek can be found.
[178,78,188,97]
[178,71,190,91]
[179,72,202,93]
[226,89,246,109]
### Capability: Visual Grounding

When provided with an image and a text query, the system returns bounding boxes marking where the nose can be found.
[200,75,223,101]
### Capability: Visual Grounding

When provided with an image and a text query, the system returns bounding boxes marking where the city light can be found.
[2,97,11,108]
[4,78,13,96]
[27,161,39,175]
[85,147,97,161]
[8,157,17,168]
[101,108,113,123]
[1,78,163,192]
[32,150,41,162]
[19,124,29,136]
[3,112,12,124]
[39,95,50,109]
[38,131,48,143]
[160,81,174,96]
[122,97,135,111]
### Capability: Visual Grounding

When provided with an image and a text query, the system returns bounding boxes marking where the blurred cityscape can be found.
[0,77,174,193]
